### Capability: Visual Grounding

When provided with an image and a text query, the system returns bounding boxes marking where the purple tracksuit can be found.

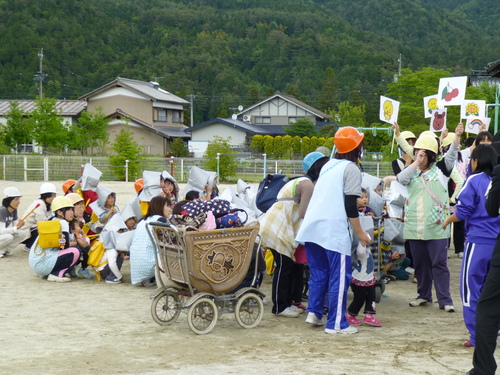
[456,172,500,346]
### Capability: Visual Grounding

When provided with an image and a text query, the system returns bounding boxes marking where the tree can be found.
[108,128,143,181]
[203,136,237,181]
[284,118,317,137]
[3,101,33,152]
[169,137,189,157]
[317,67,338,111]
[30,98,69,153]
[385,67,451,133]
[70,106,109,155]
[250,135,264,153]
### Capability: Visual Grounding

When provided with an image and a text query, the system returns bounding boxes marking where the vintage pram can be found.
[146,222,265,335]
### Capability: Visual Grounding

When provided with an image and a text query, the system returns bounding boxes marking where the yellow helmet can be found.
[51,196,74,212]
[441,133,455,148]
[420,130,439,139]
[414,134,439,154]
[400,131,416,141]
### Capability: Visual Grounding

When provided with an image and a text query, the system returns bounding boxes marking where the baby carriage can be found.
[146,222,265,335]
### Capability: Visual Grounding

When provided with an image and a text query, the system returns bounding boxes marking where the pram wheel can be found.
[187,297,219,335]
[374,282,385,304]
[234,293,264,329]
[151,291,181,326]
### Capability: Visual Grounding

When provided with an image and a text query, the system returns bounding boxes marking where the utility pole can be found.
[34,48,46,99]
[187,94,195,127]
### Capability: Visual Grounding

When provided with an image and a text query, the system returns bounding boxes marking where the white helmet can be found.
[40,183,57,195]
[3,187,21,199]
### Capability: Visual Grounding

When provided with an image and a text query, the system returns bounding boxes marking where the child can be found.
[346,239,382,327]
[98,214,130,284]
[442,144,500,347]
[358,188,375,217]
[89,185,119,234]
[67,218,92,279]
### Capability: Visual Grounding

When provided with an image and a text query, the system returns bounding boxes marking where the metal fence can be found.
[0,155,394,183]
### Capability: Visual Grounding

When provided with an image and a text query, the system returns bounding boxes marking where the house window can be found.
[288,117,303,124]
[158,108,167,122]
[172,110,181,123]
[254,116,271,124]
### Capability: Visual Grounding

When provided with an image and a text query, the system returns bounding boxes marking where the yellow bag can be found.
[140,201,149,216]
[264,249,275,276]
[37,220,61,248]
[87,240,106,268]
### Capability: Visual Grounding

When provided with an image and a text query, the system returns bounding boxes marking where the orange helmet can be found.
[62,179,76,195]
[334,127,364,154]
[134,178,144,193]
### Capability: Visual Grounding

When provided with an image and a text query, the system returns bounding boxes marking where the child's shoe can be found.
[346,312,361,326]
[78,268,92,279]
[363,313,382,327]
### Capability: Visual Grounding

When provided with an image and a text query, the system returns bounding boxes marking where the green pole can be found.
[495,83,500,135]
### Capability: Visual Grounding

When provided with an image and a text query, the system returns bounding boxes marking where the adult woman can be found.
[28,196,81,282]
[260,151,329,318]
[397,123,463,312]
[296,127,371,334]
[0,187,28,258]
[129,195,172,286]
[442,144,500,347]
[21,183,57,251]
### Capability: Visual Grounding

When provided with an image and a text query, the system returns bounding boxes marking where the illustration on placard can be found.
[437,76,467,107]
[423,94,439,118]
[430,108,447,132]
[461,100,486,119]
[383,100,393,120]
[441,83,459,102]
[466,118,490,135]
[379,96,400,125]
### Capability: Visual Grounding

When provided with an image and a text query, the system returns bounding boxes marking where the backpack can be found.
[256,174,305,213]
[37,220,62,248]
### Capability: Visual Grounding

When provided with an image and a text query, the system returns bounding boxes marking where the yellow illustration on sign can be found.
[383,100,393,121]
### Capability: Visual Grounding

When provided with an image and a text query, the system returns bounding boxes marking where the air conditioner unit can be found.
[243,115,251,122]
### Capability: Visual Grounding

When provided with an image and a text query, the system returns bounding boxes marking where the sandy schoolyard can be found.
[0,180,493,374]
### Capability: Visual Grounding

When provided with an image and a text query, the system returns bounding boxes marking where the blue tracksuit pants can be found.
[305,242,352,330]
[461,241,494,346]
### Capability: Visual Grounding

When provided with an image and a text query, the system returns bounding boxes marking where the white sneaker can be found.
[409,298,430,307]
[443,305,455,313]
[289,305,305,314]
[405,267,415,275]
[47,274,71,283]
[325,326,358,334]
[458,252,464,259]
[277,306,300,318]
[305,312,324,326]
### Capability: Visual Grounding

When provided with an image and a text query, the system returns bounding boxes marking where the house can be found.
[470,59,500,87]
[79,77,190,155]
[0,100,86,153]
[185,91,331,151]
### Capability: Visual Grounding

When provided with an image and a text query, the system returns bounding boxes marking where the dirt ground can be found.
[0,180,494,375]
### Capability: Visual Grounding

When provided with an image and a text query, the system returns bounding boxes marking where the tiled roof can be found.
[79,77,189,105]
[0,100,86,116]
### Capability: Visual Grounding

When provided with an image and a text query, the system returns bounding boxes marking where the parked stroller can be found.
[146,222,265,335]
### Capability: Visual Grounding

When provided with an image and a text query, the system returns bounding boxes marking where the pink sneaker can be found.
[363,314,382,327]
[346,312,361,326]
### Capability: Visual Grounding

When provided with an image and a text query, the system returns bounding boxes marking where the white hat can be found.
[40,183,57,195]
[3,187,21,199]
